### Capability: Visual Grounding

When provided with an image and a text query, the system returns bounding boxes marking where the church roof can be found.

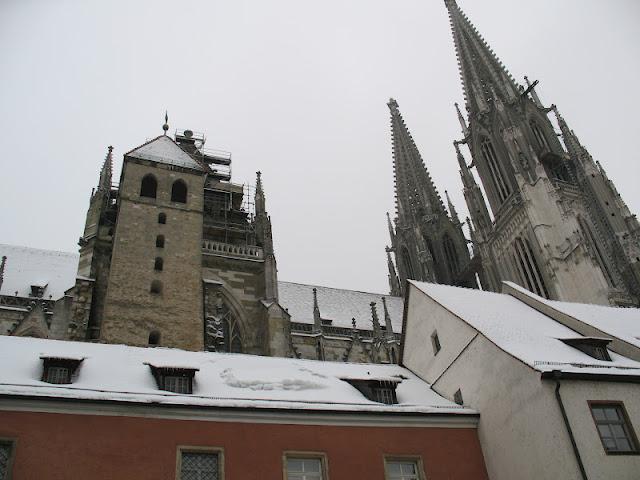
[125,135,204,171]
[278,281,404,333]
[408,281,640,377]
[0,244,79,300]
[0,336,473,415]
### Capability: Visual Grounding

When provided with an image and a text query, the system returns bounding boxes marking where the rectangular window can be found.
[284,454,326,480]
[44,366,71,384]
[431,331,441,355]
[384,458,424,480]
[590,403,639,454]
[165,376,191,394]
[177,448,223,480]
[0,440,15,480]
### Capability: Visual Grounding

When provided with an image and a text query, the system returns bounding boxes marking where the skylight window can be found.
[560,337,612,361]
[342,378,401,405]
[147,364,199,394]
[40,356,84,384]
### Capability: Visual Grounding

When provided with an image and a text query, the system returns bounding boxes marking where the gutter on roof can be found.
[541,371,640,383]
[0,394,479,428]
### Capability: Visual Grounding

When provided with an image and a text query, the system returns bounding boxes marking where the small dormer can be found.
[30,282,48,298]
[560,337,612,361]
[40,356,84,384]
[343,378,401,405]
[147,364,199,394]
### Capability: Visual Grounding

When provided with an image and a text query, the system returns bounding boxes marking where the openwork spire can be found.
[388,98,446,224]
[99,146,113,192]
[445,0,520,115]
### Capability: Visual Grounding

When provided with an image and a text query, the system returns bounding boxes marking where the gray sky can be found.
[1,0,639,295]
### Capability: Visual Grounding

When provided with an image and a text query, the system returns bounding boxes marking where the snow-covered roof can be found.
[0,244,79,299]
[126,135,204,171]
[0,336,472,415]
[278,281,404,332]
[409,281,640,377]
[505,281,640,349]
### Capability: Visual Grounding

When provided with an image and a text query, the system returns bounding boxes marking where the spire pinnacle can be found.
[381,297,394,339]
[255,171,266,215]
[312,288,322,332]
[0,255,6,292]
[388,98,446,222]
[386,249,401,297]
[370,301,382,340]
[445,190,461,225]
[446,0,520,115]
[455,102,469,137]
[99,145,113,192]
[162,111,169,135]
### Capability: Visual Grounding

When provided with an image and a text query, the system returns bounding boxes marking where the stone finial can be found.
[351,317,357,330]
[0,256,6,292]
[312,288,322,332]
[162,111,169,134]
[381,297,394,339]
[370,301,381,338]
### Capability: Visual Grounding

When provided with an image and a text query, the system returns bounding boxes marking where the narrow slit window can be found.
[156,235,165,248]
[154,257,163,271]
[150,280,162,295]
[158,212,166,224]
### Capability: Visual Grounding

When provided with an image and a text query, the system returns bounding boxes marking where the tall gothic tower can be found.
[386,98,474,296]
[445,0,640,306]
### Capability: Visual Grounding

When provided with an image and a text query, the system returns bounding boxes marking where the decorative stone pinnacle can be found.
[162,111,169,134]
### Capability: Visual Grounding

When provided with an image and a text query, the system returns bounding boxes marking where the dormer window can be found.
[321,319,332,326]
[560,337,612,361]
[147,364,198,394]
[343,378,401,405]
[30,284,47,298]
[40,356,84,384]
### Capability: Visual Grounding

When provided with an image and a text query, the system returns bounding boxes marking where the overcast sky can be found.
[1,0,639,295]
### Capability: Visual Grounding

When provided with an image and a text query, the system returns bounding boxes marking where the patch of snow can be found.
[278,281,403,332]
[0,245,79,300]
[505,281,640,349]
[127,136,203,171]
[0,336,471,415]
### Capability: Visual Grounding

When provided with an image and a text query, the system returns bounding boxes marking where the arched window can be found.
[150,280,162,295]
[140,174,157,198]
[401,247,415,280]
[480,138,511,203]
[156,235,165,248]
[530,120,550,150]
[578,217,616,287]
[171,180,187,203]
[148,330,161,346]
[158,212,166,224]
[154,257,163,271]
[443,234,460,277]
[512,236,549,299]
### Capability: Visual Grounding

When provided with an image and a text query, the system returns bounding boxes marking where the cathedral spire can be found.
[386,249,401,297]
[388,98,446,224]
[98,146,113,192]
[312,288,322,333]
[445,0,519,115]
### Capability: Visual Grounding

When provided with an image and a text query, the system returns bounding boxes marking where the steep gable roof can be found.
[408,281,640,377]
[126,135,204,171]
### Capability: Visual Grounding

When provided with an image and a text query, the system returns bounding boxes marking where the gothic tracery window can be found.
[530,120,550,151]
[442,234,460,278]
[401,246,415,280]
[480,138,511,203]
[512,236,549,299]
[205,293,243,353]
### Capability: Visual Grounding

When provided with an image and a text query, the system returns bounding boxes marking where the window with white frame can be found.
[285,456,324,480]
[179,450,221,480]
[385,459,423,480]
[1,441,14,480]
[590,403,639,454]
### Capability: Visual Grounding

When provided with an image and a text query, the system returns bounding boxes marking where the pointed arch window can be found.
[171,179,188,203]
[530,120,550,151]
[205,296,244,353]
[140,174,157,198]
[401,246,415,280]
[442,234,460,278]
[578,217,616,287]
[480,138,511,203]
[512,236,549,298]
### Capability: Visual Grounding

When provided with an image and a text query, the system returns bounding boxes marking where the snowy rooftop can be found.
[505,281,640,349]
[0,336,472,415]
[126,135,204,171]
[0,244,79,300]
[279,281,403,332]
[410,281,640,377]
[0,244,401,333]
